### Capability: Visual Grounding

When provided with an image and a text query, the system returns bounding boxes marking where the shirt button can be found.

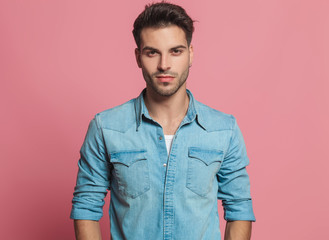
[163,163,167,167]
[159,136,163,140]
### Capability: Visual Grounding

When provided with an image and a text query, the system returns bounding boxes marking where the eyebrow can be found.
[141,45,187,52]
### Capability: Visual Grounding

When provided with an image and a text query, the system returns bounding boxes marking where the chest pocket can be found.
[186,147,223,197]
[110,150,150,199]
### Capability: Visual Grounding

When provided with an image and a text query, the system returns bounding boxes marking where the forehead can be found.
[139,25,187,49]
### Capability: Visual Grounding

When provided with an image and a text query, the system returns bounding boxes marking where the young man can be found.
[71,2,255,240]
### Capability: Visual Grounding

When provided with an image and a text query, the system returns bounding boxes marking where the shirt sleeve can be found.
[70,115,111,221]
[217,116,256,221]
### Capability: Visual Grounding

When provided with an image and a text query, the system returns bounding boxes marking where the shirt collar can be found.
[135,88,206,131]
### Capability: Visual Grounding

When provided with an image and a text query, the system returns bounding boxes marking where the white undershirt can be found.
[164,135,174,155]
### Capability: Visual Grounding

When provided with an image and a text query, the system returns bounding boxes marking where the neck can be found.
[144,86,189,134]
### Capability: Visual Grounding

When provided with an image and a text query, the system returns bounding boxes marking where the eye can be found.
[146,50,158,57]
[171,49,183,56]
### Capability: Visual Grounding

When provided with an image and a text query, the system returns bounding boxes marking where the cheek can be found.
[173,57,190,71]
[141,57,158,71]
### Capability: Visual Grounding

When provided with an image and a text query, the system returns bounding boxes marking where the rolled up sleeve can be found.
[217,117,256,221]
[70,115,111,221]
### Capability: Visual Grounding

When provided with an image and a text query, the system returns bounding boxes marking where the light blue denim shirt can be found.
[71,89,255,240]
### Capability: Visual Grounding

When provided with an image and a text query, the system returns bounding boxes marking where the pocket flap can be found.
[111,150,147,167]
[188,147,223,166]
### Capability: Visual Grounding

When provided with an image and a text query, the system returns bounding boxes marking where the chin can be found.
[154,85,182,97]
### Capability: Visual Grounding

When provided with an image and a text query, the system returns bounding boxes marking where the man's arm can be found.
[224,221,252,240]
[74,220,102,240]
[217,117,255,238]
[70,117,111,237]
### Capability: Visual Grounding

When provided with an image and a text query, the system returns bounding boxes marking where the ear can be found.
[135,48,142,68]
[189,44,194,67]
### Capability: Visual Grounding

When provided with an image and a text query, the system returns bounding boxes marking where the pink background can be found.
[1,0,328,239]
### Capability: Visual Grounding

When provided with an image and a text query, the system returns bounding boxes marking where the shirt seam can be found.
[223,115,236,160]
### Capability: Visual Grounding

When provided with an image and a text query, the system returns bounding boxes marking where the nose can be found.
[157,54,171,72]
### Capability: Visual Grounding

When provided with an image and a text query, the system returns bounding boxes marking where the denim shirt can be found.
[70,89,255,240]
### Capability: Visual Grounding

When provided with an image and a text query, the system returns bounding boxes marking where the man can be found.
[71,2,255,240]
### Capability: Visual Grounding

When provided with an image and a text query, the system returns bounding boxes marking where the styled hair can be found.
[133,1,195,48]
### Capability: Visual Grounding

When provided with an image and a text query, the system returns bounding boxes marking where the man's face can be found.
[135,25,193,97]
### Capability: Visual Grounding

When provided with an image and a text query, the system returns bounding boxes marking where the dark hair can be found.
[133,1,195,48]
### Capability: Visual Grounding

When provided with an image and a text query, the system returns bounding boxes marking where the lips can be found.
[156,75,175,83]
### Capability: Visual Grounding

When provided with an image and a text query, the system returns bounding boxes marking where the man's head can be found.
[133,2,194,49]
[133,2,195,97]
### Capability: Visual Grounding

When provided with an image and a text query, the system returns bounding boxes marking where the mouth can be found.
[156,75,175,83]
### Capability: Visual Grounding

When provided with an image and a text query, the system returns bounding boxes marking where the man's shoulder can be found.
[94,98,136,132]
[195,100,236,131]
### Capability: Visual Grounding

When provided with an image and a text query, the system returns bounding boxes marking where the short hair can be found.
[133,1,195,48]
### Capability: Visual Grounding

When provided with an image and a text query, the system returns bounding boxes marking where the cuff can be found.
[70,197,104,221]
[222,199,256,221]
